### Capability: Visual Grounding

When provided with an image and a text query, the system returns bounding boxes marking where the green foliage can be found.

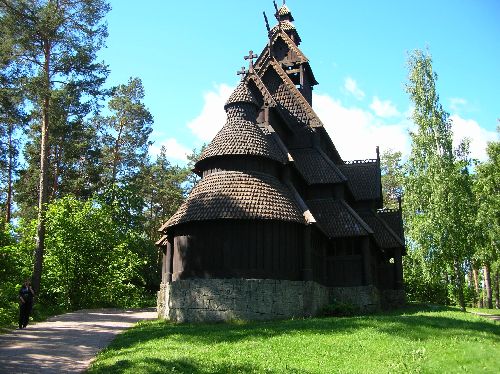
[318,301,359,317]
[0,220,35,326]
[40,195,147,309]
[89,306,500,373]
[474,132,499,264]
[403,49,476,310]
[380,149,403,209]
[403,249,448,304]
[98,77,153,185]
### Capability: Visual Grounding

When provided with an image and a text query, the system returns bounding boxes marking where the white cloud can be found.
[370,96,400,118]
[344,77,365,100]
[187,83,233,142]
[150,138,191,162]
[449,97,467,113]
[313,93,411,160]
[178,84,495,164]
[450,114,497,161]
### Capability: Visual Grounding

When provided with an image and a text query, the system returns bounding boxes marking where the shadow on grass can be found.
[91,357,309,374]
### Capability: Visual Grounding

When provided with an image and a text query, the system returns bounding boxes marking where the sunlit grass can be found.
[89,305,499,374]
[469,307,500,315]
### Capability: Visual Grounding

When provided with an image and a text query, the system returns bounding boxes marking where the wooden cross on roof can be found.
[237,66,246,80]
[244,50,258,72]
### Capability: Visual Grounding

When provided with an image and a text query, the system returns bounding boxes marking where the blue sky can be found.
[99,0,499,163]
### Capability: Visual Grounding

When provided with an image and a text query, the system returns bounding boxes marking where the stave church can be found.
[157,3,405,322]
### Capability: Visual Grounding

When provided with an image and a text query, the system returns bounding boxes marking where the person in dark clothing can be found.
[18,279,35,329]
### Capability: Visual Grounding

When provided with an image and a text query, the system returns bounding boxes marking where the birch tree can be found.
[404,49,475,311]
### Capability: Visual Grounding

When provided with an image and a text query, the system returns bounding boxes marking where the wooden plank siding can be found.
[171,220,304,281]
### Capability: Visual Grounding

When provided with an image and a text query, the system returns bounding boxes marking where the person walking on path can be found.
[18,279,35,329]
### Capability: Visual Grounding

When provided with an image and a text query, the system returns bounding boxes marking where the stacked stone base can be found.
[157,279,405,322]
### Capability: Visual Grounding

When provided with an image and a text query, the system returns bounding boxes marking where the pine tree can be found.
[0,0,110,293]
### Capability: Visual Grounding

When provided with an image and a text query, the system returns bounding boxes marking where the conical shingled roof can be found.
[161,170,304,229]
[224,81,260,110]
[278,4,293,19]
[198,117,287,164]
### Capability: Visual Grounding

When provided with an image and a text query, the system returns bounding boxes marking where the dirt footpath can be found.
[0,308,157,373]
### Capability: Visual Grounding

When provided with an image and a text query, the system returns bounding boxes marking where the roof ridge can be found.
[344,159,378,165]
[315,146,347,182]
[246,74,276,107]
[271,30,308,63]
[268,59,323,128]
[338,199,374,235]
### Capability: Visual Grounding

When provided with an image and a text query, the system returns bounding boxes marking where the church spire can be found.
[277,2,294,22]
[272,1,301,45]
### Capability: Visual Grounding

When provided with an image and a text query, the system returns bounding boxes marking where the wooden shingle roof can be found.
[307,199,373,238]
[377,209,405,243]
[225,81,260,109]
[198,115,287,164]
[358,210,404,249]
[290,148,346,185]
[161,171,304,230]
[339,161,381,201]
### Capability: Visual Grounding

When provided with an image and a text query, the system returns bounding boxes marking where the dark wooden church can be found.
[157,3,405,322]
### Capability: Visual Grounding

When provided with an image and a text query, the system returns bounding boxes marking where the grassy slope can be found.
[88,306,499,374]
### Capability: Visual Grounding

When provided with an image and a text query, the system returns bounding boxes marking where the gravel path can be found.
[0,308,157,373]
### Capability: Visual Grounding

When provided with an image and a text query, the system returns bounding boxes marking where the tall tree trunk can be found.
[494,268,499,309]
[453,259,466,311]
[472,267,483,308]
[32,40,51,295]
[111,119,124,185]
[483,263,493,309]
[5,123,13,224]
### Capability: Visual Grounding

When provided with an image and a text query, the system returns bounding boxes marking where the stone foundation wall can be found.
[329,285,381,313]
[157,279,405,322]
[381,289,406,309]
[158,278,329,322]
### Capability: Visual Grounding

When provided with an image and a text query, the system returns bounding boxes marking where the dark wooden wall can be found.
[171,220,304,281]
[200,156,281,178]
[325,237,363,287]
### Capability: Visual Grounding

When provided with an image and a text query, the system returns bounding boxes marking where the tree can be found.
[474,129,499,309]
[140,147,190,240]
[380,149,403,209]
[42,195,145,309]
[98,77,153,187]
[403,49,475,311]
[0,0,110,293]
[0,48,24,225]
[15,87,104,221]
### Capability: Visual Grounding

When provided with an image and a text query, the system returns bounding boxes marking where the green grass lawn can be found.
[89,305,499,374]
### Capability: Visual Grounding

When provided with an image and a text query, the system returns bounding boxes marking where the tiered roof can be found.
[161,171,304,229]
[159,3,403,256]
[198,116,286,164]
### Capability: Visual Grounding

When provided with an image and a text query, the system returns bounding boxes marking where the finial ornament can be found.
[237,66,246,80]
[263,11,270,33]
[244,50,258,72]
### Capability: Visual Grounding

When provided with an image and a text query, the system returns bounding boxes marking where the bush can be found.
[319,301,359,317]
